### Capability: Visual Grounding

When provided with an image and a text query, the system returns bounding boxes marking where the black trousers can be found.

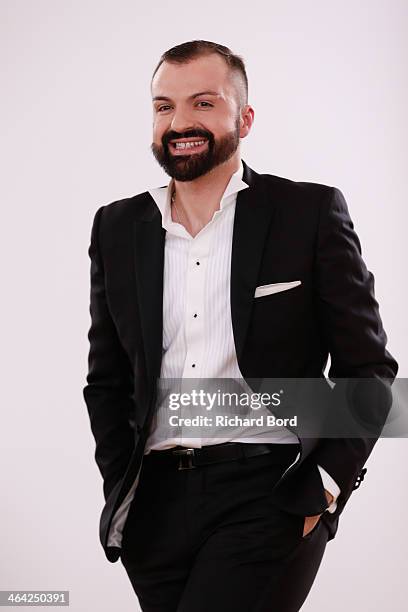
[120,443,330,612]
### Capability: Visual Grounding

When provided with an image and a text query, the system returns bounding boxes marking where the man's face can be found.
[151,54,244,181]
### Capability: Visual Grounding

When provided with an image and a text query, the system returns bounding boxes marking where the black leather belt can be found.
[144,442,298,471]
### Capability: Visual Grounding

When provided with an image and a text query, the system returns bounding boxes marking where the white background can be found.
[1,1,407,610]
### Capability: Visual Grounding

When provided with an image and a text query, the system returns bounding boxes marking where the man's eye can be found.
[157,105,171,112]
[197,101,213,108]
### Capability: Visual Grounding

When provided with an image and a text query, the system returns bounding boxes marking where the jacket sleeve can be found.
[310,186,399,503]
[83,205,135,501]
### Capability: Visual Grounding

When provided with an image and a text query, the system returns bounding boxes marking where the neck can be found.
[171,153,241,236]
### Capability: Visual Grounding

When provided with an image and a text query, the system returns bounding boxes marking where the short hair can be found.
[151,40,248,109]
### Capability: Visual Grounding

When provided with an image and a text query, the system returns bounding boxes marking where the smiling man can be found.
[83,40,398,611]
[150,48,250,238]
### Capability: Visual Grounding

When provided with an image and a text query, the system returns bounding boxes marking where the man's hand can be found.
[302,490,334,537]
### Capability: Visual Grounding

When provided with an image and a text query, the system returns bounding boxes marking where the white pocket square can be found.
[254,280,302,298]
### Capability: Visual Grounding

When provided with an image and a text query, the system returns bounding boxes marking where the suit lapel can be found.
[231,161,277,365]
[133,205,165,382]
[132,160,277,382]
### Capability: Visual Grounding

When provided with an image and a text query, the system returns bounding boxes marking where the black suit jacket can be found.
[83,160,398,562]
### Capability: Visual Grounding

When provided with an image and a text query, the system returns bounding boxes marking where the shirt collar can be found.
[148,159,249,231]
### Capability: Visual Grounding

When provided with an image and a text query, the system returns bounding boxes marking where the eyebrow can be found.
[152,91,221,102]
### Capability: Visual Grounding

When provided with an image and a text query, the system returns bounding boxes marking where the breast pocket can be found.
[254,280,302,298]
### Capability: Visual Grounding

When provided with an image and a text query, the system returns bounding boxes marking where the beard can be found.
[150,117,241,182]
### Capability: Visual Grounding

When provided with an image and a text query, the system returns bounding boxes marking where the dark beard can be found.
[150,117,241,182]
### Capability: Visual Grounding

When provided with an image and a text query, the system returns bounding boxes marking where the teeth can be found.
[174,140,206,149]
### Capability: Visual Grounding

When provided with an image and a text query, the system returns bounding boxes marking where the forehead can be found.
[151,54,233,99]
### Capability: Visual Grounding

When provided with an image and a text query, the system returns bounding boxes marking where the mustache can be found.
[162,129,214,146]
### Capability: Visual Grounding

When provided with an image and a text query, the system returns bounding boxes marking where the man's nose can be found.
[170,108,196,134]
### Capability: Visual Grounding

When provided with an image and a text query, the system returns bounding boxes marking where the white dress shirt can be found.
[145,159,340,513]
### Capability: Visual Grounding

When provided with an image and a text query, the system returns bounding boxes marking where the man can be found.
[83,40,398,611]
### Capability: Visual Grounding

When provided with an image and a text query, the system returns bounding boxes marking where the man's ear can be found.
[239,105,255,139]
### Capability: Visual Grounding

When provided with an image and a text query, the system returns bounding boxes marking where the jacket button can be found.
[353,467,367,490]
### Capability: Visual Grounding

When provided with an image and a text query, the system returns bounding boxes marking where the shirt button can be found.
[193,313,197,318]
[192,364,196,368]
[196,261,200,266]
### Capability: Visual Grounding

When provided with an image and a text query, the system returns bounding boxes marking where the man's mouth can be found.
[168,138,209,155]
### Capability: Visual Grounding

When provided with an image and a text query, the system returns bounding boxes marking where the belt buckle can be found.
[172,448,196,470]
